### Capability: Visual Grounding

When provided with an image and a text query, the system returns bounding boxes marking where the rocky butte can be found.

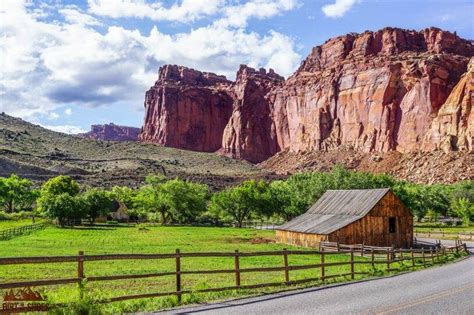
[80,123,140,141]
[140,27,473,166]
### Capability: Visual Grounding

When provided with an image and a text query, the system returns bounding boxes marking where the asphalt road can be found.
[158,240,474,315]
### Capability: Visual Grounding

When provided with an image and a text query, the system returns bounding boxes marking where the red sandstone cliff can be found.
[80,123,140,141]
[139,65,234,152]
[140,27,473,163]
[220,66,284,162]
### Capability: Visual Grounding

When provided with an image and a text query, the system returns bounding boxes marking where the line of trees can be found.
[0,166,473,227]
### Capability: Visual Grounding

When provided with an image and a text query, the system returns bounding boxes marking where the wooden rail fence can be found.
[0,223,45,241]
[0,242,468,312]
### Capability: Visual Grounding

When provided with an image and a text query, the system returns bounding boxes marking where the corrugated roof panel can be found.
[278,188,390,234]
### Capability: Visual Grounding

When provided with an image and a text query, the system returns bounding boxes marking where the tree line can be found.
[0,167,473,227]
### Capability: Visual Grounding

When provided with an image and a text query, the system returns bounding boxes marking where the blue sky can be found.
[1,0,473,133]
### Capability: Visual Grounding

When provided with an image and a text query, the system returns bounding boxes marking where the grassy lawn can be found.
[0,225,462,313]
[413,224,474,240]
[0,218,41,231]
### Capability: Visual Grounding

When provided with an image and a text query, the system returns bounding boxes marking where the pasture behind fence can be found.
[0,241,468,312]
[0,223,45,241]
[414,231,473,240]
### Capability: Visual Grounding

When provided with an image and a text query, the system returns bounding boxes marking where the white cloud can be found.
[87,0,224,22]
[0,0,301,123]
[59,7,103,26]
[321,0,360,18]
[218,0,299,28]
[40,124,87,134]
[87,0,299,27]
[64,108,72,115]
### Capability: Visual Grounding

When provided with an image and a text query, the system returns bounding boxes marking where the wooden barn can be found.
[276,189,413,248]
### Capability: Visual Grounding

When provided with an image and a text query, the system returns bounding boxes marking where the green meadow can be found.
[0,223,462,314]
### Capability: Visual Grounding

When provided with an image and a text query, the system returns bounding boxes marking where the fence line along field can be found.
[0,224,467,313]
[1,242,466,311]
[0,225,352,312]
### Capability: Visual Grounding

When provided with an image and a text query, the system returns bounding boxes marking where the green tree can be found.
[133,175,208,224]
[160,179,209,224]
[0,174,36,213]
[450,198,474,226]
[40,193,85,226]
[209,189,248,227]
[268,180,296,221]
[133,175,169,222]
[37,176,81,225]
[39,175,80,198]
[209,180,269,227]
[449,181,473,203]
[278,166,397,221]
[111,186,135,209]
[82,188,115,223]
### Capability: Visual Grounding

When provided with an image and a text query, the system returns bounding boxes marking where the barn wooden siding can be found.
[327,191,413,248]
[276,191,413,249]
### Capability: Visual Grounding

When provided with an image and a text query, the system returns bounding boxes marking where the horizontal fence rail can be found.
[0,223,45,241]
[0,241,468,312]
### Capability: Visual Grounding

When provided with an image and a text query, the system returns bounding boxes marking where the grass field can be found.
[0,223,463,313]
[0,218,38,231]
[414,224,474,234]
[413,223,474,240]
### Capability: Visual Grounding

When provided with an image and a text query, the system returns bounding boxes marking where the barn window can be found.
[389,217,396,233]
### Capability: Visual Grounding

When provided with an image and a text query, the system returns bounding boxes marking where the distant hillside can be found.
[0,113,269,189]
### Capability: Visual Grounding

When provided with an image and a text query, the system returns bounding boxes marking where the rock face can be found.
[422,57,473,152]
[140,65,234,152]
[221,66,284,162]
[80,123,140,141]
[140,27,473,163]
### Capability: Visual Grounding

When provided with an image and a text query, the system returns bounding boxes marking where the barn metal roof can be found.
[278,188,390,235]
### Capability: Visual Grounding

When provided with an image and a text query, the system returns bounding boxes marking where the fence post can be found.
[386,249,390,271]
[350,249,355,280]
[176,249,181,303]
[234,250,241,288]
[410,248,415,268]
[361,243,364,257]
[283,248,289,284]
[77,251,85,299]
[430,248,434,265]
[464,243,468,254]
[371,248,375,269]
[321,248,325,282]
[422,248,426,267]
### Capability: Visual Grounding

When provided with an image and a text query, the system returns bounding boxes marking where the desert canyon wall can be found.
[140,27,473,163]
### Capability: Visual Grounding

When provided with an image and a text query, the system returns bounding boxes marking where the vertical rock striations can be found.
[140,27,473,163]
[221,66,284,163]
[422,57,473,152]
[139,65,234,152]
